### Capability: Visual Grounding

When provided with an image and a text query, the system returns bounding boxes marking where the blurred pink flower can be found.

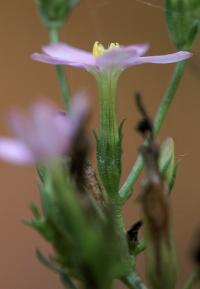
[0,95,88,165]
[32,42,192,73]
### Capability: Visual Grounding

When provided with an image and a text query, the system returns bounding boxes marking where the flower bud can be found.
[159,137,177,192]
[165,0,200,49]
[36,0,79,29]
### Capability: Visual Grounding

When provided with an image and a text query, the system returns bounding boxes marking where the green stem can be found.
[95,71,133,273]
[121,272,148,289]
[183,269,200,289]
[96,72,121,196]
[48,28,71,108]
[113,201,131,257]
[119,60,187,203]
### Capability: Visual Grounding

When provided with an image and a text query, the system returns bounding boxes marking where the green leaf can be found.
[36,249,63,273]
[36,164,46,183]
[30,202,41,218]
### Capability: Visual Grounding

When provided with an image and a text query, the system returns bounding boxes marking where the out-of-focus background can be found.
[0,1,199,288]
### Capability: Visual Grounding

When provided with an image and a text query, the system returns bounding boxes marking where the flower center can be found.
[92,41,119,57]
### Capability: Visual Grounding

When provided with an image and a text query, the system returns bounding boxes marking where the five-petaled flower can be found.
[32,41,192,74]
[0,95,88,165]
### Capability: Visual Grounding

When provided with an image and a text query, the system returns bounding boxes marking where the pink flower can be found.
[32,42,192,72]
[0,95,88,165]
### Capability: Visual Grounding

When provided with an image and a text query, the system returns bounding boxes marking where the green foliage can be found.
[36,164,46,183]
[36,0,80,29]
[27,164,125,289]
[25,203,55,242]
[36,249,77,289]
[165,0,200,49]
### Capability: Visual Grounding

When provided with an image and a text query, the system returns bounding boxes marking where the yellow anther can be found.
[92,41,105,57]
[92,41,120,57]
[108,42,119,49]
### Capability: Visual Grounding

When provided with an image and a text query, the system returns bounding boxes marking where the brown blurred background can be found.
[0,0,200,288]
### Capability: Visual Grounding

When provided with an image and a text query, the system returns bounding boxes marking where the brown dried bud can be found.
[139,143,177,289]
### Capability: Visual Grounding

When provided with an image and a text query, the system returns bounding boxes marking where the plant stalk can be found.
[49,28,71,108]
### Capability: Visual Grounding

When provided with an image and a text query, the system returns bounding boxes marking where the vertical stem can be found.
[153,61,186,134]
[95,72,133,272]
[96,72,121,196]
[112,200,134,274]
[48,28,71,109]
[119,60,187,203]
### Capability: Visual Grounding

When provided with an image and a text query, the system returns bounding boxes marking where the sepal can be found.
[159,137,177,192]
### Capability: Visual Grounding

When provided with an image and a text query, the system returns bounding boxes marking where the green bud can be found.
[36,0,80,29]
[32,163,122,289]
[165,0,200,49]
[159,137,176,192]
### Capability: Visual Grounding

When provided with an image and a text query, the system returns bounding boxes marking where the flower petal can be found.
[32,43,96,69]
[31,53,74,65]
[124,44,149,56]
[136,51,192,64]
[0,138,33,165]
[43,43,94,63]
[27,100,70,158]
[96,44,149,70]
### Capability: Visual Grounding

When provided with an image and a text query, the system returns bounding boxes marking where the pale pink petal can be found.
[96,44,149,70]
[27,101,69,157]
[32,42,192,72]
[0,138,33,165]
[32,43,96,69]
[122,44,149,56]
[31,53,78,66]
[43,43,95,64]
[32,53,96,69]
[136,51,192,64]
[69,94,89,131]
[8,111,29,140]
[0,95,90,165]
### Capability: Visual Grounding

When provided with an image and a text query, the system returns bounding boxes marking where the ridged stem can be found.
[96,72,121,197]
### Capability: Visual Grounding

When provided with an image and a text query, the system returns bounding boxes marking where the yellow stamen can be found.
[92,41,120,57]
[92,41,105,57]
[108,42,119,49]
